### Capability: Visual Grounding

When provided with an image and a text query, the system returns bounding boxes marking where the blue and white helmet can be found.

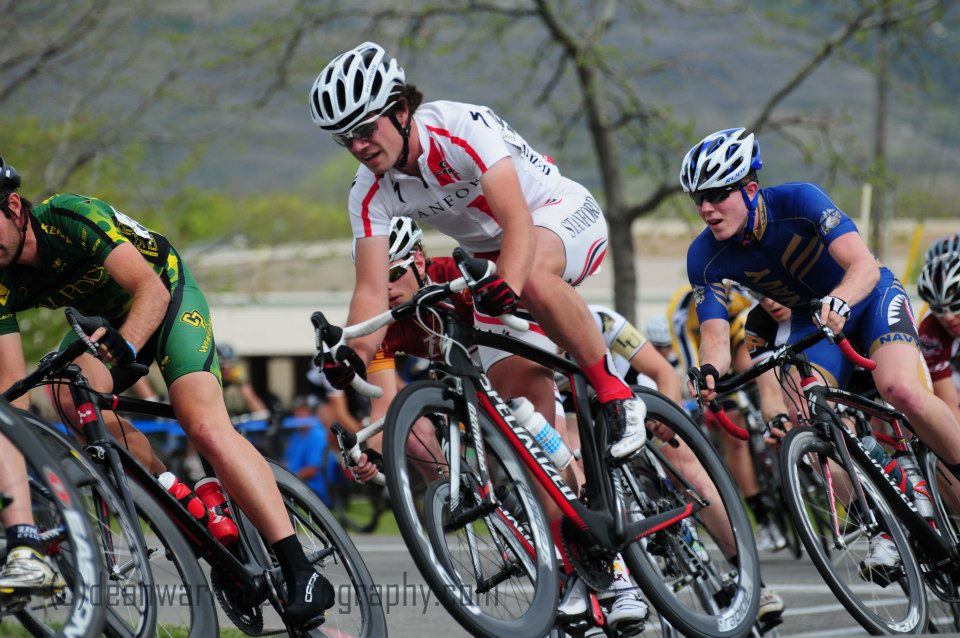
[309,42,405,134]
[679,128,762,193]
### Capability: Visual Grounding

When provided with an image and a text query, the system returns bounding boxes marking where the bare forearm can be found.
[831,259,880,307]
[121,279,169,349]
[346,288,389,364]
[757,369,790,422]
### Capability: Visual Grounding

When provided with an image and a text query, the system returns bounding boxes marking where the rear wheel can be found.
[383,380,558,638]
[918,446,960,633]
[269,462,387,638]
[619,387,760,638]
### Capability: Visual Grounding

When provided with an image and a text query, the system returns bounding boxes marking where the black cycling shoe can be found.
[282,569,335,629]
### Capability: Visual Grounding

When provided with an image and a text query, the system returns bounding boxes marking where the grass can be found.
[339,497,400,535]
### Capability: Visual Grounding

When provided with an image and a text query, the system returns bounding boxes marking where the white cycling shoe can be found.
[606,397,647,459]
[0,547,65,591]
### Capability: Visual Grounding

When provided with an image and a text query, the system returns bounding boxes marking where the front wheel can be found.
[382,380,558,638]
[619,386,760,638]
[781,426,926,634]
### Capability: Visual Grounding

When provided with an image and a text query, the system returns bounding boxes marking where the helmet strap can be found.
[738,186,760,247]
[412,262,425,288]
[8,204,28,265]
[388,111,412,170]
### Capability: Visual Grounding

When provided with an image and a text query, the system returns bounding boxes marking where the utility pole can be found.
[869,1,891,259]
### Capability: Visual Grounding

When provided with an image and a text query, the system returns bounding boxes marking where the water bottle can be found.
[509,397,572,470]
[159,472,238,545]
[859,436,916,499]
[894,452,935,520]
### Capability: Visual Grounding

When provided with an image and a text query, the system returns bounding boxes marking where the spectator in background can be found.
[218,343,270,418]
[283,395,330,506]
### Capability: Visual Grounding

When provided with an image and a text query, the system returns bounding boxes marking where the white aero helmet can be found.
[644,315,673,348]
[350,217,423,263]
[310,41,405,134]
[918,251,960,313]
[679,127,762,193]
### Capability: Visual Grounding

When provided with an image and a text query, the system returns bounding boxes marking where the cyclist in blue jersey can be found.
[679,127,960,575]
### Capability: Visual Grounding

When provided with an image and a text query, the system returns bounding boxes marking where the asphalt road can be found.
[250,536,952,638]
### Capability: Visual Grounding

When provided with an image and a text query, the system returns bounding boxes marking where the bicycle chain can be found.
[560,518,615,591]
[211,568,264,636]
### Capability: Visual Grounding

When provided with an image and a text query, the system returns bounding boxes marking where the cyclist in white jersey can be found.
[309,41,645,461]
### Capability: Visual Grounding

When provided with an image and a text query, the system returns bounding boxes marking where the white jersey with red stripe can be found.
[349,100,575,253]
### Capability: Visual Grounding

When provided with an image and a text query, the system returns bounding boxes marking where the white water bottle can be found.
[509,397,572,470]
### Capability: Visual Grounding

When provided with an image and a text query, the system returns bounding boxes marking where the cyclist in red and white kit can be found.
[309,41,644,460]
[917,235,960,426]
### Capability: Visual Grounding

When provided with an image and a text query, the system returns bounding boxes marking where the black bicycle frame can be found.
[713,329,959,572]
[3,340,275,604]
[438,311,699,552]
[802,375,960,571]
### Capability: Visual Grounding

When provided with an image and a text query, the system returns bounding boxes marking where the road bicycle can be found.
[709,316,960,634]
[4,308,387,638]
[314,249,760,638]
[0,399,104,638]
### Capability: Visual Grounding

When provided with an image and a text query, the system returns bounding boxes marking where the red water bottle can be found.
[159,472,238,545]
[195,477,239,544]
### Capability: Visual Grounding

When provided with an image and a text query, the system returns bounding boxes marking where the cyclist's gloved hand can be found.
[322,346,365,390]
[763,413,790,448]
[815,295,851,335]
[67,308,136,365]
[472,274,519,317]
[686,364,719,402]
[98,326,136,366]
[349,449,383,484]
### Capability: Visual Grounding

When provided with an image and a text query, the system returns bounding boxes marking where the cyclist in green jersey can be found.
[0,156,333,626]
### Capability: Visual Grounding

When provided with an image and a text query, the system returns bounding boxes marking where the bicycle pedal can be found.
[857,562,898,588]
[612,619,646,637]
[758,612,784,635]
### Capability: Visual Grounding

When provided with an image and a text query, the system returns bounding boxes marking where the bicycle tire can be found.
[127,479,219,638]
[0,406,105,638]
[269,461,387,638]
[780,426,926,634]
[17,411,158,638]
[619,386,760,638]
[918,446,960,633]
[382,380,558,638]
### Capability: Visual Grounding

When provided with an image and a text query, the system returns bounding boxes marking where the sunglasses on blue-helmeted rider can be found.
[690,182,743,207]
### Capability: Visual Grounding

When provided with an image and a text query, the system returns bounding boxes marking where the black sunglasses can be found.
[388,256,415,283]
[931,300,960,316]
[689,183,743,207]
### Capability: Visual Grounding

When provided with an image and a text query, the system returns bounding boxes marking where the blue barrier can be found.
[52,416,314,437]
